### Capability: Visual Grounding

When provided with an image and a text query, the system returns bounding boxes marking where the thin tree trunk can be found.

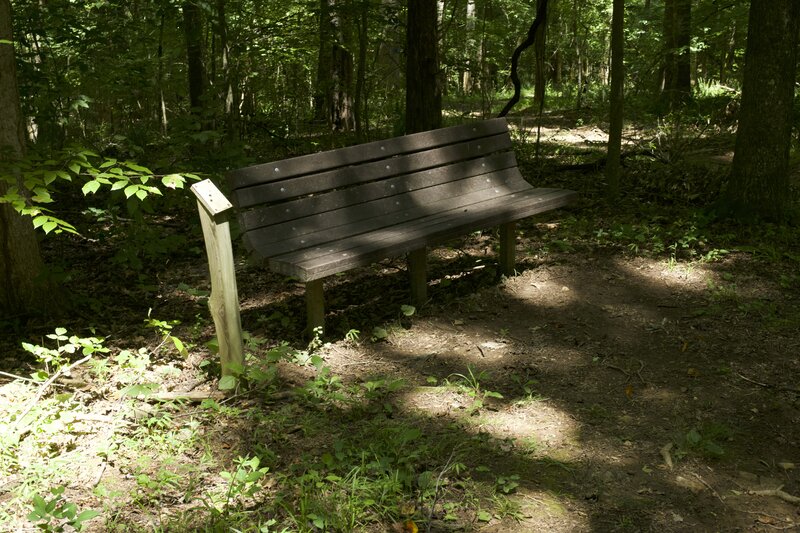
[498,0,549,117]
[533,0,547,108]
[724,0,800,221]
[605,0,624,200]
[0,0,50,317]
[354,0,368,138]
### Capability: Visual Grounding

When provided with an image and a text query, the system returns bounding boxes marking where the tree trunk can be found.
[661,0,691,108]
[354,0,369,138]
[723,0,800,221]
[216,0,238,140]
[405,0,442,133]
[0,0,49,318]
[315,0,355,131]
[533,0,547,109]
[182,0,206,114]
[605,0,624,200]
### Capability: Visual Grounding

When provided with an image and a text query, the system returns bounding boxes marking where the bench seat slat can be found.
[238,152,519,231]
[232,133,512,208]
[228,118,510,189]
[243,168,531,257]
[266,188,578,281]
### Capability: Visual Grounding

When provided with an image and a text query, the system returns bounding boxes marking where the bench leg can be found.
[408,247,427,308]
[499,222,517,277]
[305,279,325,338]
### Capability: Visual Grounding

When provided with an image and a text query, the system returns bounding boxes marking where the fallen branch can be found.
[750,487,800,505]
[13,354,93,430]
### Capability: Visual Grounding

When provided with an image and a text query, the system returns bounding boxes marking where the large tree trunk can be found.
[661,0,691,108]
[723,0,800,221]
[605,0,624,200]
[405,0,442,133]
[0,0,49,318]
[182,0,206,114]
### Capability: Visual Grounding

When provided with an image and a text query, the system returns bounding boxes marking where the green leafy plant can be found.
[446,365,503,413]
[145,311,188,357]
[205,455,269,515]
[0,146,196,235]
[27,486,99,532]
[22,328,108,380]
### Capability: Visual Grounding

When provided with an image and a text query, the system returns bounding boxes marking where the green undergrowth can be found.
[0,327,548,532]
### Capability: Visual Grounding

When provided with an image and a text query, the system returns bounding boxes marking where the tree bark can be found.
[315,0,355,131]
[661,0,691,108]
[533,0,548,109]
[605,0,624,200]
[723,0,800,221]
[182,0,206,114]
[0,0,49,318]
[406,0,442,133]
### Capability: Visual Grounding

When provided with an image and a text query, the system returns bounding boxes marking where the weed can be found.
[145,311,189,357]
[674,423,734,459]
[446,365,503,414]
[203,455,270,516]
[27,486,99,532]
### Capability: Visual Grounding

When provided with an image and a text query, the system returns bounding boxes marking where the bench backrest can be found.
[226,118,527,260]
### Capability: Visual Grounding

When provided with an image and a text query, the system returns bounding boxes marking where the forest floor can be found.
[2,113,800,532]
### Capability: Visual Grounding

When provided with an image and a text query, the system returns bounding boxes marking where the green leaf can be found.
[42,220,58,234]
[477,510,492,522]
[171,336,188,357]
[68,162,81,174]
[400,304,415,316]
[99,159,116,169]
[161,174,186,189]
[123,184,138,198]
[110,179,127,191]
[123,161,151,173]
[82,180,101,195]
[135,189,147,201]
[73,509,100,528]
[372,326,388,340]
[32,215,48,229]
[218,375,237,390]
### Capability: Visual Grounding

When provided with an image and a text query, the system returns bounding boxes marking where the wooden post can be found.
[499,222,517,277]
[191,180,245,378]
[305,279,325,338]
[408,247,427,308]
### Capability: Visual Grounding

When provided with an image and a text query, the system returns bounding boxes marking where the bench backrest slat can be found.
[231,132,512,209]
[238,151,518,232]
[227,118,509,189]
[244,167,530,257]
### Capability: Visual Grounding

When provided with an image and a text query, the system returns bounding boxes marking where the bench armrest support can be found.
[191,180,245,379]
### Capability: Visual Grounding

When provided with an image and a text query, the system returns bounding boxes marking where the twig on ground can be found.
[635,359,648,385]
[12,354,93,429]
[734,368,800,395]
[605,363,630,382]
[692,472,725,504]
[0,370,35,382]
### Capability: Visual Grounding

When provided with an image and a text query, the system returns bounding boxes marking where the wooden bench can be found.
[191,118,576,375]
